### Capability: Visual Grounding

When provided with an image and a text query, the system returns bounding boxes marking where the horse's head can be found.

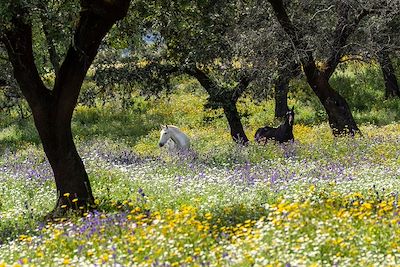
[159,125,171,147]
[286,106,295,126]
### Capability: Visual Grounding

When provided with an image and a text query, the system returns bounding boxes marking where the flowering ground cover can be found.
[0,122,399,266]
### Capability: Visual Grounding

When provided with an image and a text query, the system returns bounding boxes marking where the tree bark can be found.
[274,62,301,118]
[2,0,130,217]
[305,71,359,135]
[37,116,94,213]
[274,80,289,118]
[221,100,249,144]
[377,50,400,98]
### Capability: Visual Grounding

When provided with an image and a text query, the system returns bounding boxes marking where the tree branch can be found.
[233,75,252,101]
[324,6,371,78]
[53,0,130,122]
[2,5,52,110]
[268,0,318,82]
[182,66,219,96]
[40,15,61,77]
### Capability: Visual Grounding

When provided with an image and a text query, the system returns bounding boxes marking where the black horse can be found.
[255,107,295,144]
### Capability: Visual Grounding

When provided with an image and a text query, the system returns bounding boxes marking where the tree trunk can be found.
[222,100,249,145]
[2,0,130,218]
[34,112,94,215]
[274,79,289,118]
[274,58,300,119]
[308,73,359,136]
[377,51,400,98]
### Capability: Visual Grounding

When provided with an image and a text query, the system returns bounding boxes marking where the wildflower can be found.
[100,254,109,263]
[204,213,212,220]
[87,250,94,257]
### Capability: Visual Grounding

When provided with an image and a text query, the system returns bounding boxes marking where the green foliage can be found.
[0,118,40,152]
[331,62,400,124]
[72,105,154,146]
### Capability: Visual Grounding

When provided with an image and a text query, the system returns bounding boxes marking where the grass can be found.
[0,68,400,265]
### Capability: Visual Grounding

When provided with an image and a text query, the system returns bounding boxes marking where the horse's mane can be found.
[167,125,179,129]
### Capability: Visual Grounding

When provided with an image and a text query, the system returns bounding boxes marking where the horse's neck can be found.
[170,129,188,146]
[279,120,292,131]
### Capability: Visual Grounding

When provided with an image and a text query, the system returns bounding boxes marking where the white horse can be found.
[158,125,190,150]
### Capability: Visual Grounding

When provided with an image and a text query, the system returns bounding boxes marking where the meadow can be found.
[0,65,400,266]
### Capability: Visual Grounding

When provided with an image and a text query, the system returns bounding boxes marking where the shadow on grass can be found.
[0,107,165,153]
[205,203,269,228]
[0,118,41,153]
[72,107,164,147]
[0,216,44,245]
[95,196,270,230]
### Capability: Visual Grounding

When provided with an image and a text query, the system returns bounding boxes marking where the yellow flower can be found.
[204,213,212,220]
[361,202,373,210]
[101,254,109,262]
[63,193,70,197]
[63,258,70,265]
[72,198,78,203]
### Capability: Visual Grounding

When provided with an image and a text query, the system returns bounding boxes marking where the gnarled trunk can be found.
[308,73,359,135]
[377,51,400,98]
[222,100,249,145]
[274,60,299,119]
[268,0,362,136]
[184,67,251,144]
[274,79,289,118]
[34,112,94,214]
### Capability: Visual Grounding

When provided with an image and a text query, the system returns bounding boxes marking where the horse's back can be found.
[255,125,293,144]
[255,126,275,143]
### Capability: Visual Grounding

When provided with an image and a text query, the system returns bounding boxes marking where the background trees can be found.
[96,0,257,144]
[232,0,399,135]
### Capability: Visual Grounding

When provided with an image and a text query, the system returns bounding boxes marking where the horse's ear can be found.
[291,106,294,111]
[165,125,168,129]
